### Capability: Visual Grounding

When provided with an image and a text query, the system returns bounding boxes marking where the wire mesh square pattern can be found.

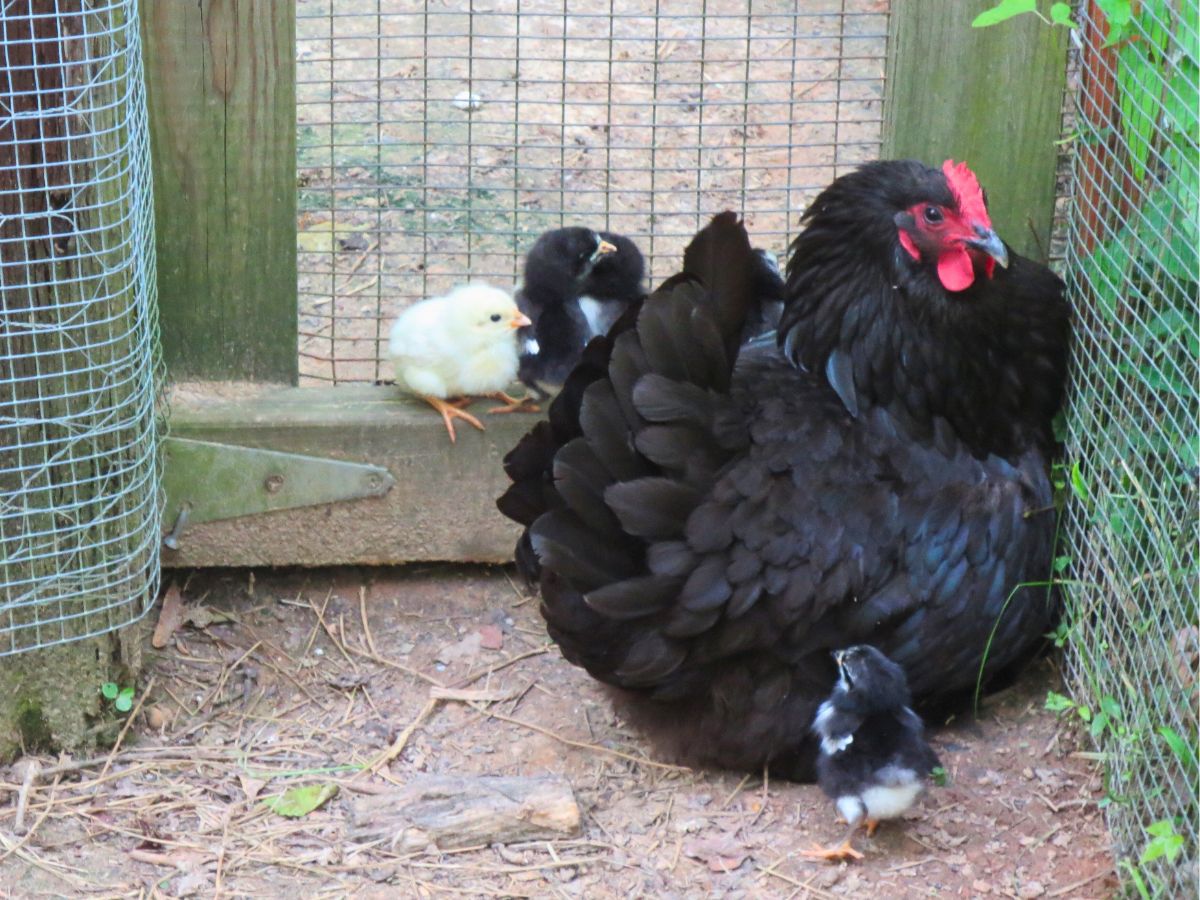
[0,1,160,655]
[302,1,1194,889]
[1060,2,1197,892]
[295,0,888,384]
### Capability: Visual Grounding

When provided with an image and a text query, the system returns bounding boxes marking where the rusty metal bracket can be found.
[161,437,395,547]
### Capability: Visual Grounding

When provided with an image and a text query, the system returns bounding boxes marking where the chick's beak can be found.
[590,239,618,263]
[965,225,1009,269]
[510,311,532,330]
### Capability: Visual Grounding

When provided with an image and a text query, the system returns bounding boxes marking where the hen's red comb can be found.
[942,160,991,227]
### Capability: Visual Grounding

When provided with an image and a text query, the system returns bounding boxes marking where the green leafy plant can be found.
[262,782,339,818]
[1141,819,1186,865]
[101,682,135,713]
[972,0,1078,29]
[981,4,1199,893]
[1045,690,1125,741]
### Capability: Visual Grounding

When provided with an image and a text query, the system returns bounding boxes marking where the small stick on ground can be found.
[452,644,553,689]
[0,775,59,864]
[12,760,39,833]
[359,585,379,658]
[1047,870,1112,897]
[306,595,359,670]
[359,697,440,778]
[199,645,260,714]
[460,700,690,773]
[720,772,752,810]
[342,275,379,297]
[304,589,333,655]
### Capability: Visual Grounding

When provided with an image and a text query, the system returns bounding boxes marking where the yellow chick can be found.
[389,283,536,442]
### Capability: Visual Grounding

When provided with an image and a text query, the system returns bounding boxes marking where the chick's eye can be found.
[923,206,943,224]
[489,313,502,322]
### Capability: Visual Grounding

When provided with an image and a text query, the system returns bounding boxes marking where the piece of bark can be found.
[345,775,580,852]
[151,582,184,648]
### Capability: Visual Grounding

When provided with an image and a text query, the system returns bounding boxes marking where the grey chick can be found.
[803,644,940,862]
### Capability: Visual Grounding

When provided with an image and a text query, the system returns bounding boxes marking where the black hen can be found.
[497,160,1071,780]
[516,227,646,395]
[744,247,785,339]
[805,644,939,862]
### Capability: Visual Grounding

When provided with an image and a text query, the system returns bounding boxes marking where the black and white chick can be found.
[804,645,940,863]
[515,227,646,397]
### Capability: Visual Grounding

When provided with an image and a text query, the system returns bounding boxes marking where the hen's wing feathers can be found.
[529,509,639,591]
[502,214,762,684]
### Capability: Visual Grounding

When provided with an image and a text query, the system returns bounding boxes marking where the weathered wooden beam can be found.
[163,384,530,567]
[883,2,1068,262]
[345,775,581,852]
[142,0,298,383]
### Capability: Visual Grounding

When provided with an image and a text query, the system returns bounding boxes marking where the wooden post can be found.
[142,0,298,383]
[883,1,1068,262]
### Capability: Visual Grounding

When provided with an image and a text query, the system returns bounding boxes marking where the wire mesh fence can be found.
[295,0,888,384]
[0,0,160,655]
[1060,1,1197,892]
[292,2,1196,884]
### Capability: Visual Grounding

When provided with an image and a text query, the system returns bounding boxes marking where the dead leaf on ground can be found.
[239,774,267,801]
[152,582,185,648]
[128,848,207,871]
[478,624,504,650]
[298,219,335,253]
[327,672,371,690]
[339,233,370,252]
[682,832,751,872]
[184,605,236,629]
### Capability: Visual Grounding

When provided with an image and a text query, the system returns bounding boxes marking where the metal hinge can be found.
[161,437,395,549]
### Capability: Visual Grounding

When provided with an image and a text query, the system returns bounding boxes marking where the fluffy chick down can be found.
[805,644,940,861]
[389,283,529,398]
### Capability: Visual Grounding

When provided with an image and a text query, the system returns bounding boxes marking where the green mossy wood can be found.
[143,0,298,383]
[884,0,1069,262]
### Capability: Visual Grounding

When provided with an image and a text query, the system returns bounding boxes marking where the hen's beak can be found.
[590,239,618,263]
[510,311,532,330]
[832,650,845,668]
[966,226,1009,269]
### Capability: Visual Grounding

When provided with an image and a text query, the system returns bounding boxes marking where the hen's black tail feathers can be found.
[497,212,760,687]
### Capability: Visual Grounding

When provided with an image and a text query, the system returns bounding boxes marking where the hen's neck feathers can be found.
[780,163,1070,461]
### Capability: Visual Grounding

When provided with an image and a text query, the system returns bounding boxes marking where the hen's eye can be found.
[489,313,502,322]
[923,206,943,224]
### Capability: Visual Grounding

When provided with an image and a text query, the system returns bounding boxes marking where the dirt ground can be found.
[0,566,1117,898]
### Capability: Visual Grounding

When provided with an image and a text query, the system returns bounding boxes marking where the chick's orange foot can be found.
[801,840,864,863]
[422,395,485,443]
[485,391,541,414]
